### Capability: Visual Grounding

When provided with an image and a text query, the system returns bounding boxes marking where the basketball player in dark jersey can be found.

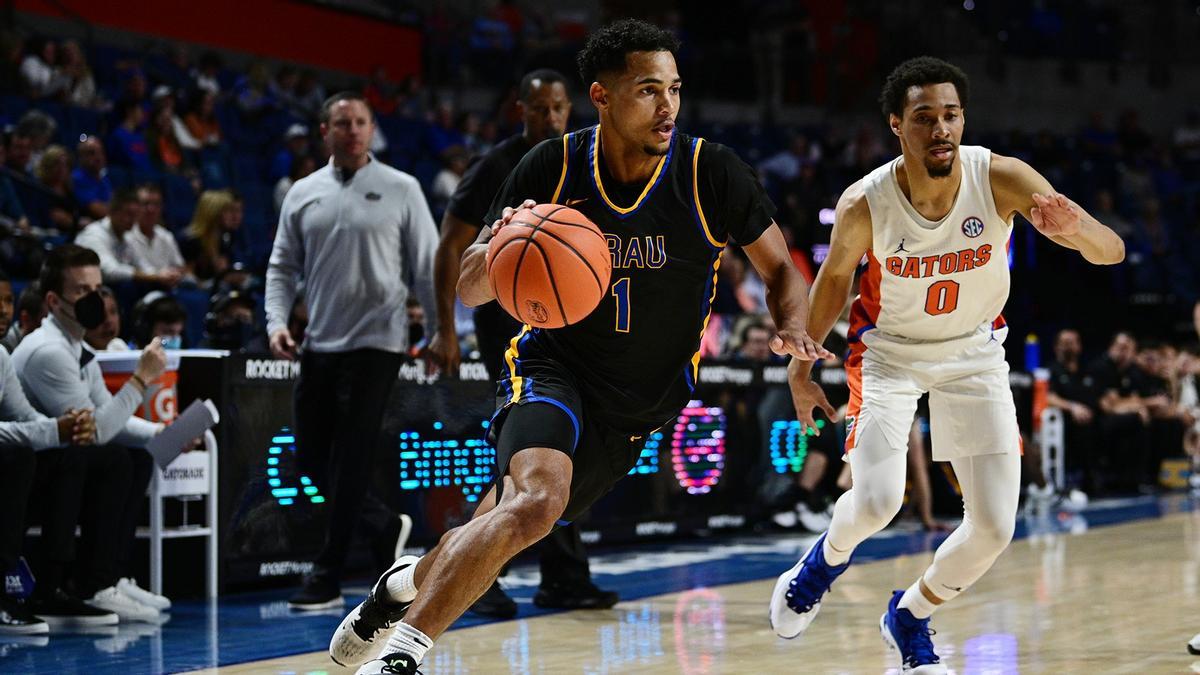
[427,67,618,617]
[332,20,831,674]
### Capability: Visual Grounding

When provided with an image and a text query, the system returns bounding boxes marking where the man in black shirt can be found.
[1087,331,1153,491]
[1045,328,1099,489]
[335,20,829,674]
[426,68,616,618]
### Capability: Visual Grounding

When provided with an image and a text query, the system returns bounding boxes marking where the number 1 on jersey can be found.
[612,277,631,333]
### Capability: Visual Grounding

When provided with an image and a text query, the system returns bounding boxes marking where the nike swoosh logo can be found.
[566,198,588,206]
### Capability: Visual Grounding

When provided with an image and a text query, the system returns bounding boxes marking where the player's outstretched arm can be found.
[784,182,872,433]
[457,199,536,307]
[743,223,835,362]
[990,154,1125,265]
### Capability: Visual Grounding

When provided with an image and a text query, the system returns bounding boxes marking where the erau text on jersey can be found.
[606,234,667,269]
[884,244,992,279]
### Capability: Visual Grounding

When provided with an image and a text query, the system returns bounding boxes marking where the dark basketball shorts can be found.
[488,352,647,524]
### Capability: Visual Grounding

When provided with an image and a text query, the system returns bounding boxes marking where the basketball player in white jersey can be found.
[767,57,1125,673]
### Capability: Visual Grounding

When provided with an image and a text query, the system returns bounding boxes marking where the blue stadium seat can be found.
[163,173,198,230]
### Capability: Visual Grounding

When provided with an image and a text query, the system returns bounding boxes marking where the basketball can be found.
[486,203,612,328]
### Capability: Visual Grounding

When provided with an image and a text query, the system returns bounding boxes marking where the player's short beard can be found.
[926,160,953,178]
[925,144,956,178]
[642,143,670,156]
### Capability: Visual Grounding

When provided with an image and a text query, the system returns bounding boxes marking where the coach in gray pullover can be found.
[265,92,433,609]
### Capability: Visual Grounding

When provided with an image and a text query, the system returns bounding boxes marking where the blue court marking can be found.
[3,493,1190,674]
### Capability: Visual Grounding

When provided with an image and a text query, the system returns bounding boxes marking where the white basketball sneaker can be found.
[87,586,160,623]
[330,555,420,667]
[769,533,851,639]
[117,578,171,611]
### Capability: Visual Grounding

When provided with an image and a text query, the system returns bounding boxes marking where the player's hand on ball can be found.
[787,370,836,437]
[490,199,537,236]
[1030,192,1080,238]
[770,329,834,361]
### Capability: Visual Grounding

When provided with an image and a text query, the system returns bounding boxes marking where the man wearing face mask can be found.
[0,268,97,633]
[12,244,173,622]
[266,92,436,610]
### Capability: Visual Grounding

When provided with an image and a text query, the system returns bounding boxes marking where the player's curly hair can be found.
[879,56,970,119]
[576,19,680,85]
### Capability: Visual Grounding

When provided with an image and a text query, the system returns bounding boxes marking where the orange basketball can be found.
[487,204,611,328]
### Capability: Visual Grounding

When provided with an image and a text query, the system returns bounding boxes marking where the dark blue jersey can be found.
[487,124,775,433]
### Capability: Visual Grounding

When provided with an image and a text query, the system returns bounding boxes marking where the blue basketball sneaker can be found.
[769,532,851,638]
[880,590,948,674]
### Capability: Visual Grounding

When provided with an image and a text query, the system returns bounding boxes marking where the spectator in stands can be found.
[131,292,186,349]
[202,289,256,350]
[0,274,11,350]
[72,136,112,221]
[191,51,222,94]
[234,62,275,120]
[16,110,57,169]
[1089,331,1154,492]
[733,318,775,362]
[1,282,44,353]
[18,36,65,99]
[83,287,127,351]
[183,89,222,147]
[5,130,35,177]
[426,101,465,155]
[118,68,148,110]
[128,183,187,280]
[273,66,305,118]
[34,144,82,234]
[182,189,249,289]
[0,140,30,232]
[0,31,23,95]
[1046,328,1100,490]
[430,145,469,215]
[108,98,151,172]
[13,244,169,623]
[270,124,310,182]
[146,98,189,175]
[1090,189,1133,239]
[274,154,317,213]
[1137,342,1193,479]
[0,268,96,635]
[758,133,820,196]
[58,40,102,110]
[364,65,398,115]
[74,188,181,288]
[1181,345,1200,486]
[295,69,326,118]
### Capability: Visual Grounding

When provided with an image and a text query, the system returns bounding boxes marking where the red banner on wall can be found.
[15,0,421,78]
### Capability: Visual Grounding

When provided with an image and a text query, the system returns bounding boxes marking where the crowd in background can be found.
[0,17,1197,489]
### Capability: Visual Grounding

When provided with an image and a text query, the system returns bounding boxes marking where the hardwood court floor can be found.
[193,512,1200,674]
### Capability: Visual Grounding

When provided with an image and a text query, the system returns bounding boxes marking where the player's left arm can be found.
[990,153,1125,265]
[742,224,834,362]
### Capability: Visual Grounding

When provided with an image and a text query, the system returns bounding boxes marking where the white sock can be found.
[897,579,940,619]
[822,537,851,567]
[384,556,421,603]
[383,621,433,664]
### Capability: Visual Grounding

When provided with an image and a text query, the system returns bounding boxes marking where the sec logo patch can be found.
[962,217,985,238]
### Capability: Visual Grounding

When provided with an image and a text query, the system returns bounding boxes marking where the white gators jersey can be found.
[850,145,1012,342]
